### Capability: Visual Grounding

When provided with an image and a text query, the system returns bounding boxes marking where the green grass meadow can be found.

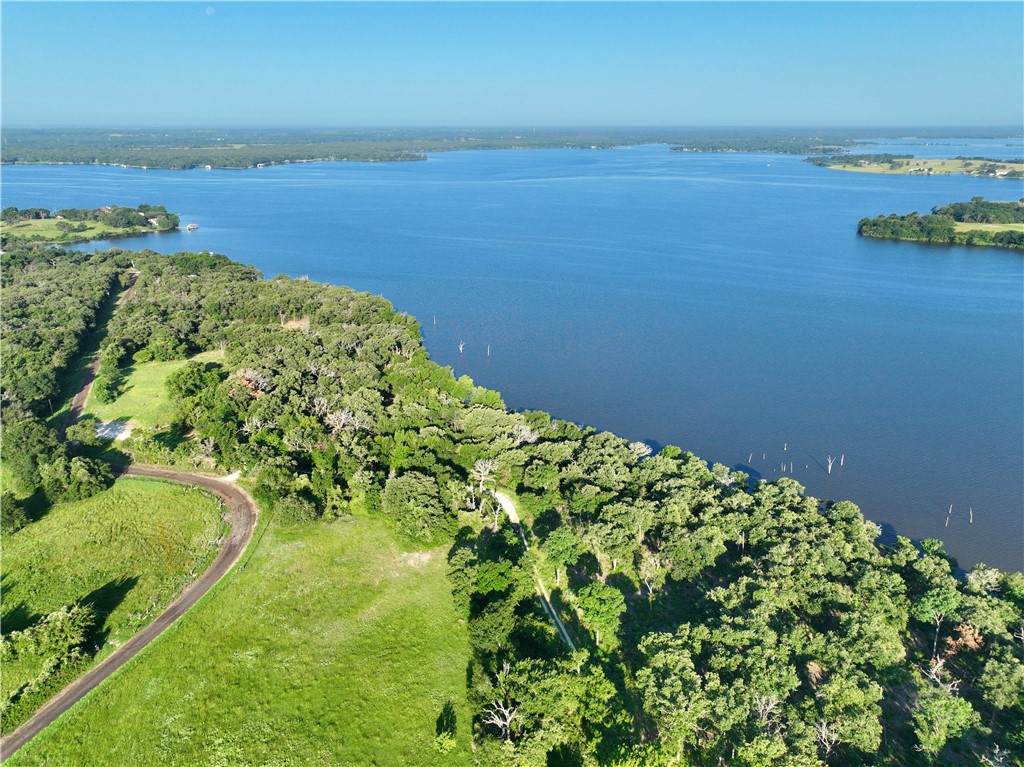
[953,221,1024,233]
[1,478,227,729]
[0,218,152,244]
[85,350,223,429]
[9,516,475,767]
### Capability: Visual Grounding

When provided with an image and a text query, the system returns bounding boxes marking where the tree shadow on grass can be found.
[0,576,40,634]
[435,700,457,738]
[80,576,138,652]
[153,424,188,452]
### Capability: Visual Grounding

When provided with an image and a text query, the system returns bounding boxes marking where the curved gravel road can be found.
[0,465,259,762]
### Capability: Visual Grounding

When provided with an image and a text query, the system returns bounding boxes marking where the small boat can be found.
[186,224,199,231]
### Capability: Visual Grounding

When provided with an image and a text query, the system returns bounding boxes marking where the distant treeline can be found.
[858,198,1024,249]
[0,127,882,168]
[806,153,913,167]
[671,138,857,154]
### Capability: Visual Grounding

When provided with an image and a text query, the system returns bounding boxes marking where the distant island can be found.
[808,153,1024,178]
[0,204,179,248]
[858,197,1024,249]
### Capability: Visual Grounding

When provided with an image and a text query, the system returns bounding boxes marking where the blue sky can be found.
[3,2,1022,127]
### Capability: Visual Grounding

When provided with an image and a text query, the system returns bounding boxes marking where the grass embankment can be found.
[1,478,227,730]
[9,515,475,767]
[84,351,223,429]
[827,157,1023,176]
[1,218,157,245]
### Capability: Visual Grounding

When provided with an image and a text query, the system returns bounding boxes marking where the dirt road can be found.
[0,465,259,762]
[489,490,576,650]
[59,272,138,440]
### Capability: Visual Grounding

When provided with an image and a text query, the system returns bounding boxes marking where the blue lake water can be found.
[4,138,1022,571]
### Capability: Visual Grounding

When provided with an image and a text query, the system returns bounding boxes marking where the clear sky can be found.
[2,1,1022,128]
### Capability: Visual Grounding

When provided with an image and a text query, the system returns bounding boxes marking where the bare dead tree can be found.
[827,455,836,474]
[326,409,357,435]
[982,745,1011,766]
[925,656,947,683]
[629,441,653,461]
[512,423,540,446]
[924,656,962,693]
[471,458,498,502]
[814,720,840,759]
[482,699,519,740]
[754,695,784,737]
[485,496,502,531]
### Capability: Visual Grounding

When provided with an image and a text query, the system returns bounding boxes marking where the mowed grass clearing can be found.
[0,218,154,244]
[85,350,223,429]
[2,478,227,729]
[953,221,1024,233]
[10,516,475,767]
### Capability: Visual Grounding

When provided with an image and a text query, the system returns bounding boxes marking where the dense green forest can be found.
[858,198,1024,249]
[1,240,1022,765]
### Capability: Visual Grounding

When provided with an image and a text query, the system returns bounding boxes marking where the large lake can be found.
[4,139,1022,571]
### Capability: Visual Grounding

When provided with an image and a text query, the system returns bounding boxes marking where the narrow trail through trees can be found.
[58,270,138,440]
[490,490,577,651]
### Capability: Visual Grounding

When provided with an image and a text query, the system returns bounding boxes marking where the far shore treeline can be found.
[2,225,1022,765]
[858,197,1024,250]
[7,126,1014,170]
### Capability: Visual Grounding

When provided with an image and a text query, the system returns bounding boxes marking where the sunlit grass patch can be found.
[10,516,474,767]
[952,221,1024,233]
[1,477,226,730]
[0,218,147,243]
[85,350,222,429]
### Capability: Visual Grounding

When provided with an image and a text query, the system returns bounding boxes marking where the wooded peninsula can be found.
[808,154,1024,178]
[2,220,1022,766]
[858,198,1024,249]
[1,204,179,248]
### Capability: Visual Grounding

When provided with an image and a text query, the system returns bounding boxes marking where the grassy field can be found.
[1,218,157,244]
[825,157,1024,176]
[85,350,223,429]
[9,516,476,767]
[1,478,227,730]
[953,221,1024,233]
